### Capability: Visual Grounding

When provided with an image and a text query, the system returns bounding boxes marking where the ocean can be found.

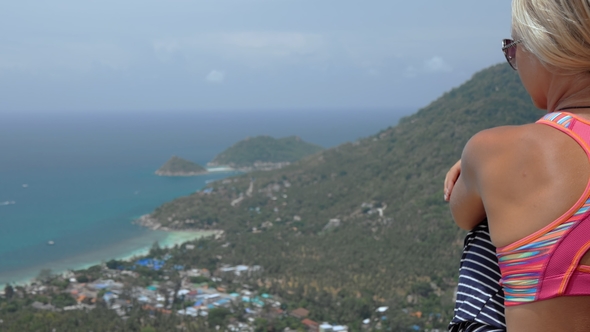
[0,108,413,285]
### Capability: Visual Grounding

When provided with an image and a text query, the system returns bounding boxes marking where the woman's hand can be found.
[444,160,461,201]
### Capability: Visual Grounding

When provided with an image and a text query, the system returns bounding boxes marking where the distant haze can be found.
[0,1,512,113]
[0,108,415,173]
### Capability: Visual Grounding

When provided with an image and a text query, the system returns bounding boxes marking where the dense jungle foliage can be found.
[156,156,207,175]
[211,136,324,167]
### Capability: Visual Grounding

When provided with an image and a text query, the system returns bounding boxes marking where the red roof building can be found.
[290,307,310,319]
[301,318,319,332]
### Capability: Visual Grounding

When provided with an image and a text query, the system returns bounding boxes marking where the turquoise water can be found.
[0,109,413,285]
[0,165,235,284]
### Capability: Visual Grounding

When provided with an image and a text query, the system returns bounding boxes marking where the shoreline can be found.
[207,162,290,173]
[1,229,220,288]
[154,166,237,177]
[154,171,208,176]
[133,214,225,234]
[0,166,230,290]
[134,214,166,230]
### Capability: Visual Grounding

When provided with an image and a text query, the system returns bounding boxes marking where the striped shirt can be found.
[448,222,506,332]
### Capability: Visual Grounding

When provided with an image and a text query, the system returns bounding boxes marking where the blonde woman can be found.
[450,0,590,330]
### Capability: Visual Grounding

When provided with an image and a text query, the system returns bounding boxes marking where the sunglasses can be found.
[502,39,523,70]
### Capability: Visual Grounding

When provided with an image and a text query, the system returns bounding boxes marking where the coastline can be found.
[133,214,167,230]
[0,229,218,288]
[207,162,290,173]
[154,170,208,177]
[133,214,224,234]
[206,166,235,173]
[154,166,237,177]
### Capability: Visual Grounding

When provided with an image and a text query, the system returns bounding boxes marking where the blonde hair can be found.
[512,0,590,73]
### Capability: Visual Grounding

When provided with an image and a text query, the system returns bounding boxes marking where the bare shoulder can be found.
[449,125,535,230]
[462,124,544,165]
[460,122,588,241]
[460,123,557,204]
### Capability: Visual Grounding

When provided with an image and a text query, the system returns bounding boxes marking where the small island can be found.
[155,156,208,176]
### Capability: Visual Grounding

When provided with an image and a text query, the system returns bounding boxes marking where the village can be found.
[4,248,445,332]
[9,253,357,332]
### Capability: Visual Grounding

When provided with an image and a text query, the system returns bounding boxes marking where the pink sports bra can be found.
[497,112,590,306]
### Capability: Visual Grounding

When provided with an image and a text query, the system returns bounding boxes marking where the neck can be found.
[547,73,590,113]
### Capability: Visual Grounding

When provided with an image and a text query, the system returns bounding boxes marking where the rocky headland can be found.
[155,156,208,176]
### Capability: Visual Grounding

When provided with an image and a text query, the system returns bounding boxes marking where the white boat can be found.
[48,241,55,245]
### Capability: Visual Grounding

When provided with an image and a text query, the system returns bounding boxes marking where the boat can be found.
[48,241,55,246]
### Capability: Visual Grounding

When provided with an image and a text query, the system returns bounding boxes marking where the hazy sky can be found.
[0,1,512,113]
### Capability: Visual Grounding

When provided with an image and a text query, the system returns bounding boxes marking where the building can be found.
[290,307,309,319]
[302,318,319,332]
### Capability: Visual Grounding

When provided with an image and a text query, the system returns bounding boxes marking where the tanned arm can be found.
[449,132,489,230]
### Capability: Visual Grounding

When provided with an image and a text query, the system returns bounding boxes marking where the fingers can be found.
[445,170,459,198]
[444,160,462,201]
[444,181,455,201]
[444,177,454,201]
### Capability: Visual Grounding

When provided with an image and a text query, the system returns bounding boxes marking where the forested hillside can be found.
[149,64,543,327]
[210,136,324,168]
[155,156,207,176]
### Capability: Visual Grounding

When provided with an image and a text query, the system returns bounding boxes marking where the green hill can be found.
[155,156,207,176]
[147,64,543,328]
[210,135,324,168]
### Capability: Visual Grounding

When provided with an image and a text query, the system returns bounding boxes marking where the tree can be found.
[36,268,54,284]
[158,283,170,307]
[4,283,14,299]
[76,274,89,283]
[149,241,164,257]
[410,281,432,298]
[170,271,182,304]
[208,307,231,327]
[190,276,210,284]
[106,259,122,270]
